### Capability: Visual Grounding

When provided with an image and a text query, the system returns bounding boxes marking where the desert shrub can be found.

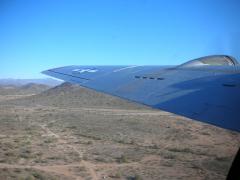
[117,155,128,163]
[127,174,142,180]
[32,171,44,179]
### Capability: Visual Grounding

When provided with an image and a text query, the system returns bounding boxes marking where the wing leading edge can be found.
[42,55,240,132]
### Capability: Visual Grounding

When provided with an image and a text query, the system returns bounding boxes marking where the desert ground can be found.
[0,83,239,180]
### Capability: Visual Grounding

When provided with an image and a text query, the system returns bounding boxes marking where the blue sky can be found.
[1,0,240,78]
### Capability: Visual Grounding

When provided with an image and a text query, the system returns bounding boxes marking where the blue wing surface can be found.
[42,55,240,132]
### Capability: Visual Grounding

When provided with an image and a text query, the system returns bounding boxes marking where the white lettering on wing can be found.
[113,66,140,72]
[72,69,98,73]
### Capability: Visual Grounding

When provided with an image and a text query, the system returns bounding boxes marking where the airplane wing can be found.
[42,55,240,132]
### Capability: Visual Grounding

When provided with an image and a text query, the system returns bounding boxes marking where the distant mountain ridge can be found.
[0,78,62,86]
[0,83,50,95]
[4,82,148,110]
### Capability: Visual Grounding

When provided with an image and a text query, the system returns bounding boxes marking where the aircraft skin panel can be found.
[42,63,240,132]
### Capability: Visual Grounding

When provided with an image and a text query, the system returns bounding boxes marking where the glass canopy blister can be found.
[180,55,238,67]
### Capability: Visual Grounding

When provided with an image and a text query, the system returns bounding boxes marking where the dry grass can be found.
[0,83,239,179]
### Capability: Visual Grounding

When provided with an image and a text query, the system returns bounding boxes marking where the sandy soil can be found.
[0,83,239,180]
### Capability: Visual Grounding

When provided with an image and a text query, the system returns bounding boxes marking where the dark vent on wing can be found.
[134,76,165,80]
